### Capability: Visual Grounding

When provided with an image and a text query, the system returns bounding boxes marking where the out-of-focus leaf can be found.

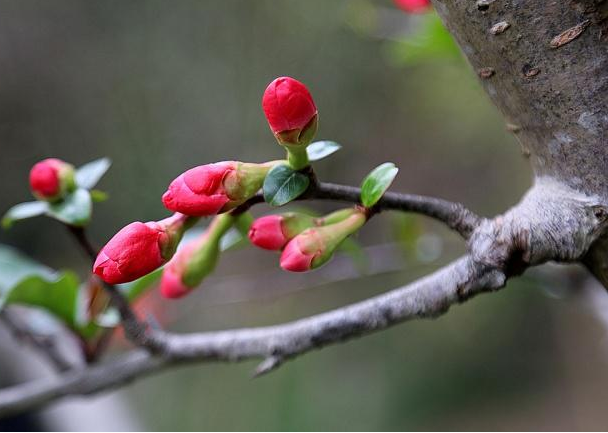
[75,157,111,190]
[307,141,342,161]
[389,13,460,65]
[1,272,81,328]
[360,162,399,207]
[90,189,109,202]
[2,201,49,229]
[0,245,81,329]
[263,164,310,206]
[338,237,369,274]
[392,213,423,258]
[46,188,92,226]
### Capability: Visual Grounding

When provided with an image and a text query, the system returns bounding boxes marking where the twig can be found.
[312,182,482,238]
[234,181,482,238]
[65,225,165,354]
[0,254,507,417]
[0,310,75,373]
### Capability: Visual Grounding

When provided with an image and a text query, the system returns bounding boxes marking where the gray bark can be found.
[433,0,608,280]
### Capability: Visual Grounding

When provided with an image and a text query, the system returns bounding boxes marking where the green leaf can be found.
[263,164,310,207]
[389,13,460,66]
[46,188,92,226]
[307,141,342,162]
[360,162,399,207]
[0,245,81,329]
[1,273,81,328]
[2,201,48,229]
[90,189,109,202]
[75,157,111,190]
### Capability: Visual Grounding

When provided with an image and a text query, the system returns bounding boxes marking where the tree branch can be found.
[313,182,482,238]
[234,180,482,239]
[0,310,75,373]
[0,254,507,417]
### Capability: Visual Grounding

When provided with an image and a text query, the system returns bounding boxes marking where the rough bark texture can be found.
[434,0,607,192]
[433,0,608,281]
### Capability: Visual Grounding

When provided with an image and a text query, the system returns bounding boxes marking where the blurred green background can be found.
[1,0,608,430]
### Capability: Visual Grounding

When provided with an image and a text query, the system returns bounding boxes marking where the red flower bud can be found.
[94,214,192,284]
[249,215,286,250]
[280,230,323,272]
[394,0,431,14]
[162,161,274,216]
[262,77,318,145]
[29,158,75,201]
[160,242,198,299]
[160,214,233,299]
[280,211,367,272]
[248,212,316,251]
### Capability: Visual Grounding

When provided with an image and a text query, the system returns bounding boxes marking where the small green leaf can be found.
[75,157,111,190]
[263,164,310,207]
[2,201,49,229]
[360,162,399,207]
[46,188,92,226]
[307,141,342,162]
[90,189,109,202]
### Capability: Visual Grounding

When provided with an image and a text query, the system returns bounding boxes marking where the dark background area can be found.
[1,0,607,430]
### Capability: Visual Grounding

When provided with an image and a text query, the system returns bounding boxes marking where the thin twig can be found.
[66,225,164,354]
[234,181,482,238]
[0,310,75,373]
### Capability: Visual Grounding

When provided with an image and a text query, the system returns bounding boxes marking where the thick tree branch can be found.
[0,254,507,417]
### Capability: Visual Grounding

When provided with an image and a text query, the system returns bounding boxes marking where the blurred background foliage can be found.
[1,0,607,430]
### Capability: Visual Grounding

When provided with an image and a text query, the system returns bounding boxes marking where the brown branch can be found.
[0,254,507,417]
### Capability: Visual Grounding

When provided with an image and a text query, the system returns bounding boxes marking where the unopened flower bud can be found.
[262,77,318,147]
[248,212,316,250]
[160,214,233,299]
[162,161,277,217]
[29,158,75,202]
[280,210,367,272]
[93,213,195,284]
[394,0,431,14]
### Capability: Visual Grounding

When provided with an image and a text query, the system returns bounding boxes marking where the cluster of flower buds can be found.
[94,75,325,289]
[394,0,432,14]
[249,208,367,272]
[160,213,233,299]
[29,158,75,202]
[93,213,196,284]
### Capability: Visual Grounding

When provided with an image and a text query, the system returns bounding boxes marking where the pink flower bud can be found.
[248,215,287,250]
[160,214,233,299]
[93,214,192,284]
[162,161,275,216]
[29,158,75,201]
[160,243,198,299]
[248,212,316,251]
[162,162,234,216]
[394,0,431,14]
[262,77,318,145]
[280,230,324,272]
[280,211,367,272]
